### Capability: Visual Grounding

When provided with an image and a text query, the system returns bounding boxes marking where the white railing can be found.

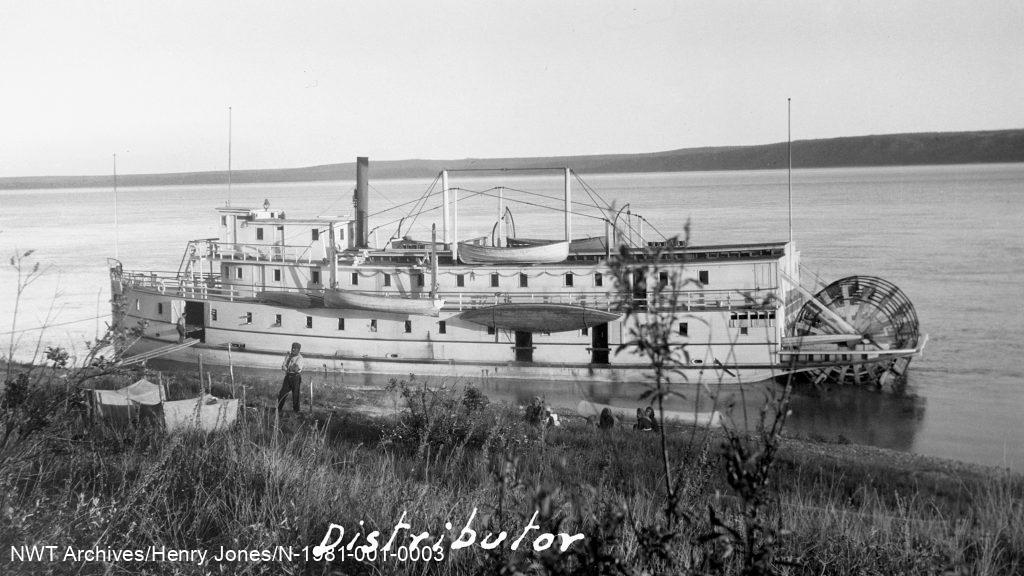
[119,269,776,312]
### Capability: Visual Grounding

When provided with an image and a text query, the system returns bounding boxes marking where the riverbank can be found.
[1,365,1021,575]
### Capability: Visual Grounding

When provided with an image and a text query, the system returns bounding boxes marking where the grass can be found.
[1,367,1022,575]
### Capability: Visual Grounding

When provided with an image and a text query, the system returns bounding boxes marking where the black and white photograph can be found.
[2,1,1022,574]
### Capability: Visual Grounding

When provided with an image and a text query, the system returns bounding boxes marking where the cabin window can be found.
[415,273,425,287]
[351,272,359,286]
[740,326,748,335]
[221,216,227,226]
[311,270,321,284]
[456,274,465,287]
[135,299,140,311]
[256,228,264,240]
[404,320,412,333]
[438,320,446,334]
[370,319,378,332]
[383,273,391,287]
[486,326,495,335]
[157,302,163,315]
[235,267,243,279]
[274,269,281,281]
[564,273,574,287]
[275,314,282,326]
[491,273,499,287]
[678,322,688,336]
[338,227,345,240]
[245,312,253,324]
[311,229,320,241]
[699,270,709,285]
[594,273,603,287]
[519,273,528,288]
[659,271,669,288]
[211,309,218,321]
[338,318,345,330]
[306,316,313,328]
[581,326,588,336]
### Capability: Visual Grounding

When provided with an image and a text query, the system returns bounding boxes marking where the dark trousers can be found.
[277,372,301,412]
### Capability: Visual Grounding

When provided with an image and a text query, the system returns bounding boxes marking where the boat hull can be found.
[457,303,620,333]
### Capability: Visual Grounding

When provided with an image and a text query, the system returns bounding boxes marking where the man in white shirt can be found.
[278,342,303,413]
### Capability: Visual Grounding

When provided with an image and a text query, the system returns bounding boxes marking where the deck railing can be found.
[118,269,778,312]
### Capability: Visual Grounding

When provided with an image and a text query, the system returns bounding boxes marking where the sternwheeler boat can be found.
[109,157,926,389]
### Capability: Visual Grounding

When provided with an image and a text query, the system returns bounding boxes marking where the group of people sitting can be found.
[597,406,661,431]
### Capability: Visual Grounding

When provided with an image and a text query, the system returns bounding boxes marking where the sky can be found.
[1,0,1022,177]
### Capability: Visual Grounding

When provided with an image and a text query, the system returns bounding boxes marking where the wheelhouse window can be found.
[564,273,574,287]
[221,216,227,226]
[456,274,465,287]
[519,273,528,288]
[491,273,499,287]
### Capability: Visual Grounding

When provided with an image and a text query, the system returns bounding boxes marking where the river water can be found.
[2,163,1021,470]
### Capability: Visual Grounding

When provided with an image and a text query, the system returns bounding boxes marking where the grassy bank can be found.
[1,366,1022,575]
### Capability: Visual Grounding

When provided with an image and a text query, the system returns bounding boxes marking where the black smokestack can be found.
[355,156,368,248]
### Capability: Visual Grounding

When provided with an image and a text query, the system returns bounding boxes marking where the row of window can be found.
[225,267,714,291]
[212,307,445,334]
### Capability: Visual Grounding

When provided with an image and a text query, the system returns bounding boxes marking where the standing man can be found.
[176,316,187,343]
[278,342,303,413]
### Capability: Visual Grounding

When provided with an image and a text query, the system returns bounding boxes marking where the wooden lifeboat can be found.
[457,239,569,265]
[456,303,619,333]
[324,290,444,317]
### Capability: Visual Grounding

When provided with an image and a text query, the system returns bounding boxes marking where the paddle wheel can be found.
[789,276,921,387]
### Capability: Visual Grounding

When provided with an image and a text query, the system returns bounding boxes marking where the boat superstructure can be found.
[110,157,925,388]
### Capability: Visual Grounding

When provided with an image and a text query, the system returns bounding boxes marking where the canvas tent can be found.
[91,379,238,432]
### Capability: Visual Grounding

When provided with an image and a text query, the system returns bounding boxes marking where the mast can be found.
[113,153,118,259]
[429,223,438,298]
[441,170,450,247]
[452,187,459,261]
[497,187,505,247]
[787,97,793,245]
[564,167,572,241]
[227,106,232,207]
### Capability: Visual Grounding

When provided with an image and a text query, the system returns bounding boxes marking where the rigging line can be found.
[498,185,610,214]
[462,188,609,223]
[0,314,108,335]
[573,171,613,212]
[369,173,442,218]
[402,174,444,236]
[368,183,399,207]
[369,189,492,233]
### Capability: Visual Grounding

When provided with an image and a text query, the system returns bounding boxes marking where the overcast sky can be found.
[1,0,1022,177]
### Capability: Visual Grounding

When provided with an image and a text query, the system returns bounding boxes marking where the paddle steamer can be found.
[110,158,924,387]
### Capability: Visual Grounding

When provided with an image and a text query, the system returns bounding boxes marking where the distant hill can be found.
[2,128,1022,190]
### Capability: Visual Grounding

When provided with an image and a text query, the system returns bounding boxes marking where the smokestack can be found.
[355,157,369,248]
